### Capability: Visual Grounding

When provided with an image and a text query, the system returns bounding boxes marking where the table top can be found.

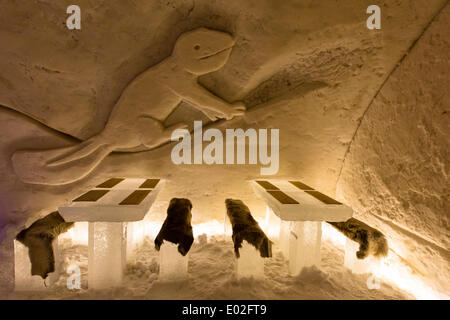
[251,180,353,222]
[59,178,164,222]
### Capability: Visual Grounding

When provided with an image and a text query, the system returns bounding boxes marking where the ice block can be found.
[288,221,322,275]
[88,222,126,289]
[279,220,291,259]
[158,242,188,281]
[263,206,281,239]
[125,222,137,264]
[236,240,265,279]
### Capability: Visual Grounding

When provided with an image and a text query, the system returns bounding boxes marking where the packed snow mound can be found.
[2,236,411,300]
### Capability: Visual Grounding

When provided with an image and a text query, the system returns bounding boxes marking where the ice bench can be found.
[59,177,164,289]
[251,180,353,275]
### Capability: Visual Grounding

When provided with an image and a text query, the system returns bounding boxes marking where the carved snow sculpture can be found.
[225,199,272,279]
[155,198,194,281]
[12,28,245,185]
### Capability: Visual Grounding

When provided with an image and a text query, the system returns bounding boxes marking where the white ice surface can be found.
[236,240,265,279]
[288,221,322,275]
[252,180,353,222]
[158,241,188,281]
[59,179,164,222]
[88,222,126,289]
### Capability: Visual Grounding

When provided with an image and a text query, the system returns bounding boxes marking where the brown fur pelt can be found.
[16,211,74,279]
[154,198,194,256]
[328,218,388,259]
[225,199,272,259]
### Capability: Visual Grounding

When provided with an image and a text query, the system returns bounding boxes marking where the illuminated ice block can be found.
[88,222,126,289]
[288,221,322,275]
[223,211,232,236]
[279,220,291,259]
[263,206,281,239]
[263,206,289,259]
[125,222,137,264]
[14,239,60,291]
[236,241,265,279]
[344,238,381,274]
[158,242,188,281]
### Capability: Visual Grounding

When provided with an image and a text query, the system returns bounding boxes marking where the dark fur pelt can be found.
[16,211,74,279]
[155,198,194,256]
[225,199,272,259]
[328,218,388,259]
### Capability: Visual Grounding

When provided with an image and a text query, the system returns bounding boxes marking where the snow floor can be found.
[1,234,413,300]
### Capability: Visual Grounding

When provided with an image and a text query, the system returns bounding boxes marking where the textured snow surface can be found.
[336,3,450,295]
[0,235,412,300]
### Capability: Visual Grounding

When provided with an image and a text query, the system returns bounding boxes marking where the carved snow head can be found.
[173,28,235,75]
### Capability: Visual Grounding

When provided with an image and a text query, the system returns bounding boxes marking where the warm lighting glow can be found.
[322,223,450,300]
[61,215,449,300]
[61,218,229,249]
[60,222,89,245]
[321,222,346,247]
[193,220,227,238]
[261,206,282,239]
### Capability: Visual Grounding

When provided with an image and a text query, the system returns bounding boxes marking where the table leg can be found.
[88,222,126,289]
[158,242,188,281]
[288,221,322,275]
[279,220,291,259]
[125,222,137,265]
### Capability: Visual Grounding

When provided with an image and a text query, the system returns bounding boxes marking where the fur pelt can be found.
[154,198,194,256]
[225,199,272,258]
[328,218,389,259]
[16,211,74,279]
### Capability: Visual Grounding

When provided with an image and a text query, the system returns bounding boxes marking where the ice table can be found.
[59,178,164,289]
[252,180,353,275]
